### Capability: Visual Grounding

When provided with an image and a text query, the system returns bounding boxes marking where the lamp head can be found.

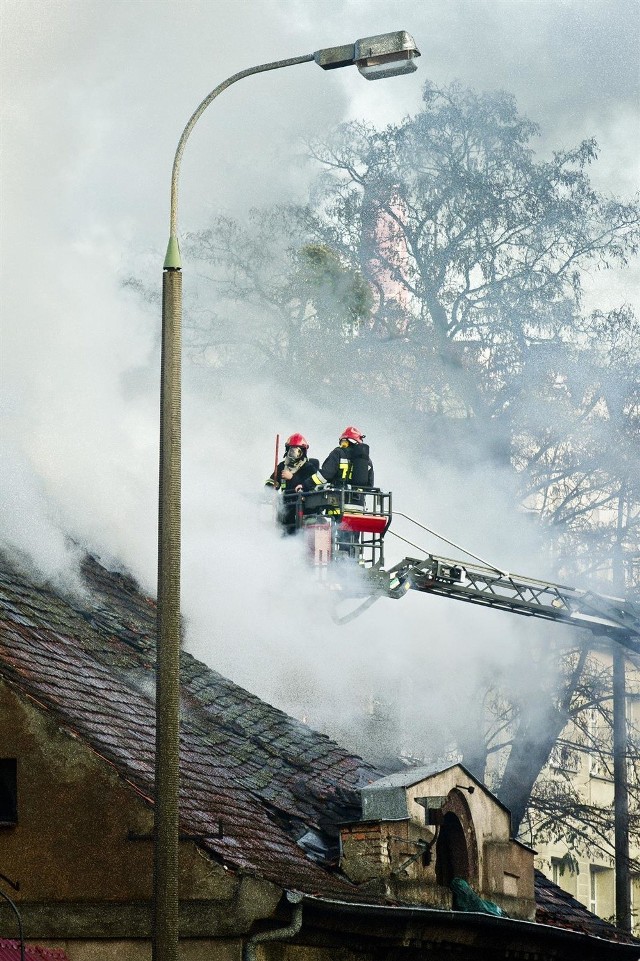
[355,31,420,80]
[314,30,420,80]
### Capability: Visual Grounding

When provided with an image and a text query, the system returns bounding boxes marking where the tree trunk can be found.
[498,647,587,833]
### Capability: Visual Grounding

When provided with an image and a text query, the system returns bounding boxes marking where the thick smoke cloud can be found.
[1,0,638,762]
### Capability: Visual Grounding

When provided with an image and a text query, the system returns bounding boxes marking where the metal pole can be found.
[164,55,315,267]
[612,491,631,932]
[154,267,182,959]
[154,52,314,961]
[153,40,418,959]
[613,644,631,930]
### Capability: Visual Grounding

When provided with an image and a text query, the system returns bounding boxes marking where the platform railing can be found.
[282,487,392,568]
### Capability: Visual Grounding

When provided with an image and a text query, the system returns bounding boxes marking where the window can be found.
[627,694,640,739]
[551,855,578,896]
[632,874,640,937]
[589,864,615,921]
[589,866,597,914]
[549,742,579,773]
[0,759,17,826]
[589,752,611,779]
[587,710,612,780]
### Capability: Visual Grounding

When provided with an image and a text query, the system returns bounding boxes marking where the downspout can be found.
[243,890,303,961]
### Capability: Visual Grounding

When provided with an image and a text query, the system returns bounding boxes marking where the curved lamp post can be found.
[154,31,419,960]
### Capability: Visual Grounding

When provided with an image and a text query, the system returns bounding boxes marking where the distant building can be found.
[362,190,416,337]
[528,649,640,933]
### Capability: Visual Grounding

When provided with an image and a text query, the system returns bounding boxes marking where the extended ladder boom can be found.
[384,554,640,655]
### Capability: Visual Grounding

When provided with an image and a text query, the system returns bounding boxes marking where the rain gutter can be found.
[300,894,640,959]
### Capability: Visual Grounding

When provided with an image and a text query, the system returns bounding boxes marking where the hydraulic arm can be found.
[382,554,640,655]
[288,485,639,650]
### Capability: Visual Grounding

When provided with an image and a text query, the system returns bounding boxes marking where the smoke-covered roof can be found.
[0,551,637,947]
[0,551,378,895]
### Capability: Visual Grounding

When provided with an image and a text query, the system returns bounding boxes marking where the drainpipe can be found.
[243,891,303,961]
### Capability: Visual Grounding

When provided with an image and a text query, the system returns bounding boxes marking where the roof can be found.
[0,552,374,896]
[0,941,70,961]
[362,762,512,813]
[362,761,453,789]
[534,869,635,941]
[0,551,637,946]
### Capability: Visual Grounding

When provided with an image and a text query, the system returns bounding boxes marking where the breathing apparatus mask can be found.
[284,446,304,467]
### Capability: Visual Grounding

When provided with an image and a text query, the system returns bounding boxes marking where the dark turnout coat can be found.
[266,457,319,494]
[266,456,320,533]
[303,442,374,491]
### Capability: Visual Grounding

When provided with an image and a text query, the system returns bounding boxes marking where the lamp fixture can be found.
[315,30,420,80]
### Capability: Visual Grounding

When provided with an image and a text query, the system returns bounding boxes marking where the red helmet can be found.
[285,433,309,450]
[340,426,365,444]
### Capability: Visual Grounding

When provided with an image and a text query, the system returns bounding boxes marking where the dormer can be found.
[339,763,535,920]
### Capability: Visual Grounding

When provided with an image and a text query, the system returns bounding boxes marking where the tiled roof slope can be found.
[534,870,636,943]
[0,552,373,895]
[3,554,375,834]
[0,552,637,943]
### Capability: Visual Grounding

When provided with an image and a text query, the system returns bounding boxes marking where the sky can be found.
[1,0,639,760]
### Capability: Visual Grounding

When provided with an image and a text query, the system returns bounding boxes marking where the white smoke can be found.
[1,0,637,763]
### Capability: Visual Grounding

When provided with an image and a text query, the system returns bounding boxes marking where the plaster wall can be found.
[405,766,511,844]
[1,683,227,901]
[22,940,242,961]
[404,765,522,897]
[0,683,282,941]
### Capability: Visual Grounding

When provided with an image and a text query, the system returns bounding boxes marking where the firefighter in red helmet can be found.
[265,433,319,533]
[300,426,374,493]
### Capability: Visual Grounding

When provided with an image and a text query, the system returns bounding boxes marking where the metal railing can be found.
[282,487,392,569]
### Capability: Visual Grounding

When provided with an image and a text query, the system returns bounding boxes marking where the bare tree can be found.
[128,78,640,854]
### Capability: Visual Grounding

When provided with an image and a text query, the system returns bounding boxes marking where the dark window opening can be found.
[0,759,17,825]
[436,812,470,886]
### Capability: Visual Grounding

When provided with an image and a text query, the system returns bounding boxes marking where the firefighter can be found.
[299,426,374,493]
[265,433,319,533]
[298,426,374,557]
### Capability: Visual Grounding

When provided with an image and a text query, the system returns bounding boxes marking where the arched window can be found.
[435,790,479,887]
[436,812,470,885]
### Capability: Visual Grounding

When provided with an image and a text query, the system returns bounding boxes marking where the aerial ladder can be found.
[383,552,640,653]
[286,485,640,652]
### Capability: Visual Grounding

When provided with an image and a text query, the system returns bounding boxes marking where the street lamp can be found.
[154,30,419,961]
